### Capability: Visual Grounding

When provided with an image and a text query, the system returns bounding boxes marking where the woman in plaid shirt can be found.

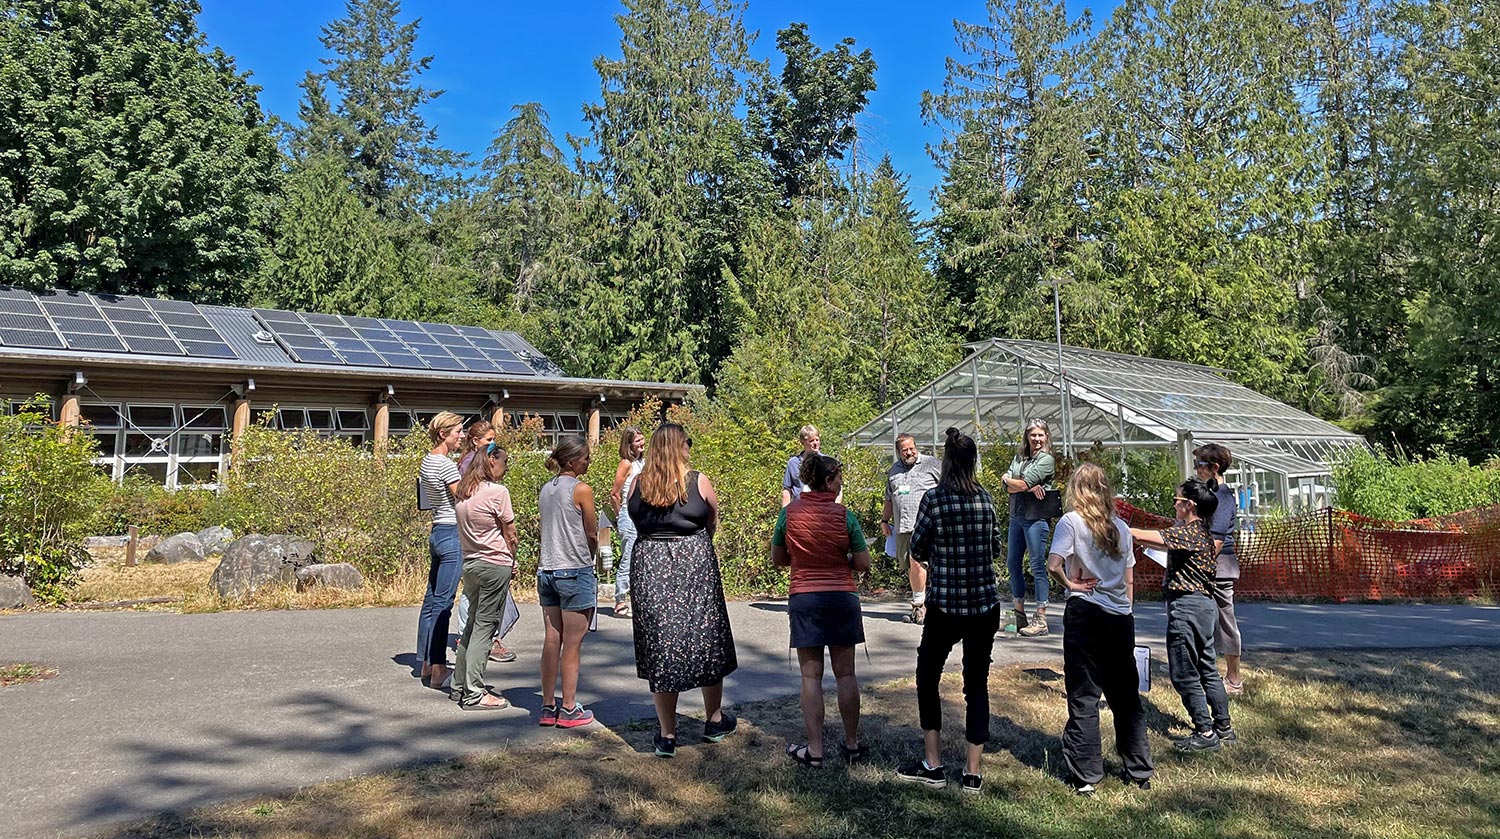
[895,427,1003,795]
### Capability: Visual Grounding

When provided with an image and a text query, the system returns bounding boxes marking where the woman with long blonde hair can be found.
[626,423,738,757]
[1046,463,1153,795]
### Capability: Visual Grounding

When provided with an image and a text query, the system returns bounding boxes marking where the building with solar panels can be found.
[0,286,697,488]
[849,338,1368,516]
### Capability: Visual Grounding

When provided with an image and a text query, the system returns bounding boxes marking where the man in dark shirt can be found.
[1132,479,1235,752]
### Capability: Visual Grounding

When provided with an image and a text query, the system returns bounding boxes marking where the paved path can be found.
[2,600,1498,838]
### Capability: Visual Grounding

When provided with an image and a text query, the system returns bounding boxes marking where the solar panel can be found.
[0,327,66,349]
[179,340,238,359]
[0,293,68,349]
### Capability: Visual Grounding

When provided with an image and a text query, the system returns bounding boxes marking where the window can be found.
[337,410,369,431]
[306,409,335,431]
[278,409,307,429]
[560,414,583,433]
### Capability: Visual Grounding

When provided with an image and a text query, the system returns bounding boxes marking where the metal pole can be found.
[1052,282,1071,457]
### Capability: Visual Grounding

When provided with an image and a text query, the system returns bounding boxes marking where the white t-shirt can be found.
[1051,511,1135,615]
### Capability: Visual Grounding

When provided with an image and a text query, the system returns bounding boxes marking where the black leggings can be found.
[915,604,1000,745]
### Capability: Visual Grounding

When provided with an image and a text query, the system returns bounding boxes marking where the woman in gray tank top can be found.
[537,436,600,729]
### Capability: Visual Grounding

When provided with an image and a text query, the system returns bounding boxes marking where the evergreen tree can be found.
[291,0,461,218]
[0,0,280,302]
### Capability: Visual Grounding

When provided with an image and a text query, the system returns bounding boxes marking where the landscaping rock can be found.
[0,575,36,609]
[295,563,365,592]
[211,534,318,599]
[143,532,206,564]
[195,525,235,556]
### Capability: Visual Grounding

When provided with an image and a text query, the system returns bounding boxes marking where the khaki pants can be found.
[453,561,514,706]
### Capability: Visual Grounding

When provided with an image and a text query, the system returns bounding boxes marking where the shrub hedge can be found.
[1332,447,1500,521]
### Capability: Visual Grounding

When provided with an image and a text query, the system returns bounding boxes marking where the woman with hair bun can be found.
[772,453,872,768]
[895,427,1003,796]
[1047,463,1153,795]
[536,435,599,729]
[628,423,738,758]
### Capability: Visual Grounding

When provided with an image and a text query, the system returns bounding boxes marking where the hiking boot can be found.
[555,703,595,728]
[1214,724,1238,745]
[1174,730,1223,753]
[1018,612,1049,637]
[488,640,517,663]
[960,772,983,795]
[895,760,947,789]
[538,705,558,727]
[904,603,927,625]
[1002,608,1029,634]
[654,732,677,758]
[703,710,738,742]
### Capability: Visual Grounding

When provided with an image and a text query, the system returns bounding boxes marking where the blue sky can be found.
[198,1,1116,212]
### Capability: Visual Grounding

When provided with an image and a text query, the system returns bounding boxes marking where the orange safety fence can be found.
[1114,500,1500,601]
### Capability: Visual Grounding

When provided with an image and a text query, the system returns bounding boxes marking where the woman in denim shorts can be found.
[536,436,600,728]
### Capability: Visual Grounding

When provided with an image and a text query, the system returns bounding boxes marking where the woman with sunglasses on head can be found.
[1047,463,1153,795]
[454,420,517,664]
[452,443,519,710]
[536,436,600,729]
[1131,479,1236,753]
[628,423,738,757]
[772,453,872,769]
[1001,419,1057,636]
[416,411,465,690]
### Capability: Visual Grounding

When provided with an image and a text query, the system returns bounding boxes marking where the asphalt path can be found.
[2,599,1498,838]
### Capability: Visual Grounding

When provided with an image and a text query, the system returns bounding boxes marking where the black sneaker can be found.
[703,711,738,742]
[1214,725,1238,745]
[960,772,982,795]
[1122,774,1152,790]
[1174,730,1223,753]
[895,760,947,789]
[654,732,676,758]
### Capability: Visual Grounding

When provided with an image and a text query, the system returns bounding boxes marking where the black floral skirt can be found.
[630,530,738,693]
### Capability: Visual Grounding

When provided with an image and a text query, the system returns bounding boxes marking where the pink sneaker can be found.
[554,703,595,728]
[538,705,557,727]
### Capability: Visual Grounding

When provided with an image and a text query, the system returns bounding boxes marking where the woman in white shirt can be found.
[1046,463,1154,796]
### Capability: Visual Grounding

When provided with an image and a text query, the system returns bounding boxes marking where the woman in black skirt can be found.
[771,454,872,768]
[627,423,738,758]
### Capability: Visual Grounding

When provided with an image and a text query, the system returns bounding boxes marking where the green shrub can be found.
[1332,447,1500,521]
[0,398,111,602]
[90,477,231,536]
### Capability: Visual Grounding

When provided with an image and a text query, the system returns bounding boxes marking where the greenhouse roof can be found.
[850,339,1365,459]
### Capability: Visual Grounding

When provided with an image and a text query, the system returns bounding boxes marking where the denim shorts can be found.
[537,567,598,611]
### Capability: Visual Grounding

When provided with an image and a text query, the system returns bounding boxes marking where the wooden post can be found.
[490,406,505,433]
[373,401,391,463]
[230,398,250,473]
[125,525,139,568]
[59,394,80,427]
[587,403,601,448]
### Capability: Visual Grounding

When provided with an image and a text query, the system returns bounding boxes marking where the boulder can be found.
[295,563,365,592]
[143,532,206,564]
[195,525,235,556]
[211,534,318,599]
[0,574,36,609]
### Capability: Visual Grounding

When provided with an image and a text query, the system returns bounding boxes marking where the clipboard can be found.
[1144,548,1168,568]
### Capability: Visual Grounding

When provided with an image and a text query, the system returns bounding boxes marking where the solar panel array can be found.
[250,308,539,376]
[0,287,237,359]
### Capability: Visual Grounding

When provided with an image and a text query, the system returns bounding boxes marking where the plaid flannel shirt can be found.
[909,485,1002,616]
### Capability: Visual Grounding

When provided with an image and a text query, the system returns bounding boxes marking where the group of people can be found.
[416,414,736,753]
[414,411,1247,794]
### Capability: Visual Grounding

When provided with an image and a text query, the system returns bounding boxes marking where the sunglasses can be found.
[1194,460,1214,468]
[1174,496,1191,504]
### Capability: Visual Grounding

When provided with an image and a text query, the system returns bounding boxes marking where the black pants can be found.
[1062,598,1154,784]
[1166,591,1231,732]
[916,604,1000,745]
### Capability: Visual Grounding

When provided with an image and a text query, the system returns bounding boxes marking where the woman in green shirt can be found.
[1002,419,1057,636]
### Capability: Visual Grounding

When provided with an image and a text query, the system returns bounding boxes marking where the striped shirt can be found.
[420,454,461,526]
[909,485,1003,616]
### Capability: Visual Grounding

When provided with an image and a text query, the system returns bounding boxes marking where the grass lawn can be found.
[105,647,1500,839]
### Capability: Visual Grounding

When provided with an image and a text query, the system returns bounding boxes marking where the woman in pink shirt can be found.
[452,443,520,710]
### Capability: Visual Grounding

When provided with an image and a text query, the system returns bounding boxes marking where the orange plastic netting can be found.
[1114,500,1500,601]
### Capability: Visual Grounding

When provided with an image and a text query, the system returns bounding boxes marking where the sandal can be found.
[1225,678,1244,696]
[615,602,632,618]
[785,743,824,768]
[839,739,869,764]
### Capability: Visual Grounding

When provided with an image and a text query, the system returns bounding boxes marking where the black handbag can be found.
[1020,488,1063,520]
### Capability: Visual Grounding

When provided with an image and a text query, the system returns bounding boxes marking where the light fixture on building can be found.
[69,371,87,393]
[597,393,607,403]
[502,388,509,400]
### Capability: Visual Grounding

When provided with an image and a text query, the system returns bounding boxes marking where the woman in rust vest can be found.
[771,454,873,768]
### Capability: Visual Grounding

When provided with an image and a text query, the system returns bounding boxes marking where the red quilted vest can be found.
[786,490,856,595]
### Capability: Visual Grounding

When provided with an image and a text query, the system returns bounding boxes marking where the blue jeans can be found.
[616,521,636,604]
[417,524,463,667]
[1007,515,1052,605]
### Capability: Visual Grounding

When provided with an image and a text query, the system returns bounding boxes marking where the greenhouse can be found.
[850,339,1367,515]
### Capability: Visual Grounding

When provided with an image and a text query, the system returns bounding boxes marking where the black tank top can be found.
[628,470,712,537]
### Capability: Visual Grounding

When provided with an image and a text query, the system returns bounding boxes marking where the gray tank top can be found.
[539,474,592,571]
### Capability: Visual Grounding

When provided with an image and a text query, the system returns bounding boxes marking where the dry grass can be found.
[103,648,1500,839]
[0,662,58,687]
